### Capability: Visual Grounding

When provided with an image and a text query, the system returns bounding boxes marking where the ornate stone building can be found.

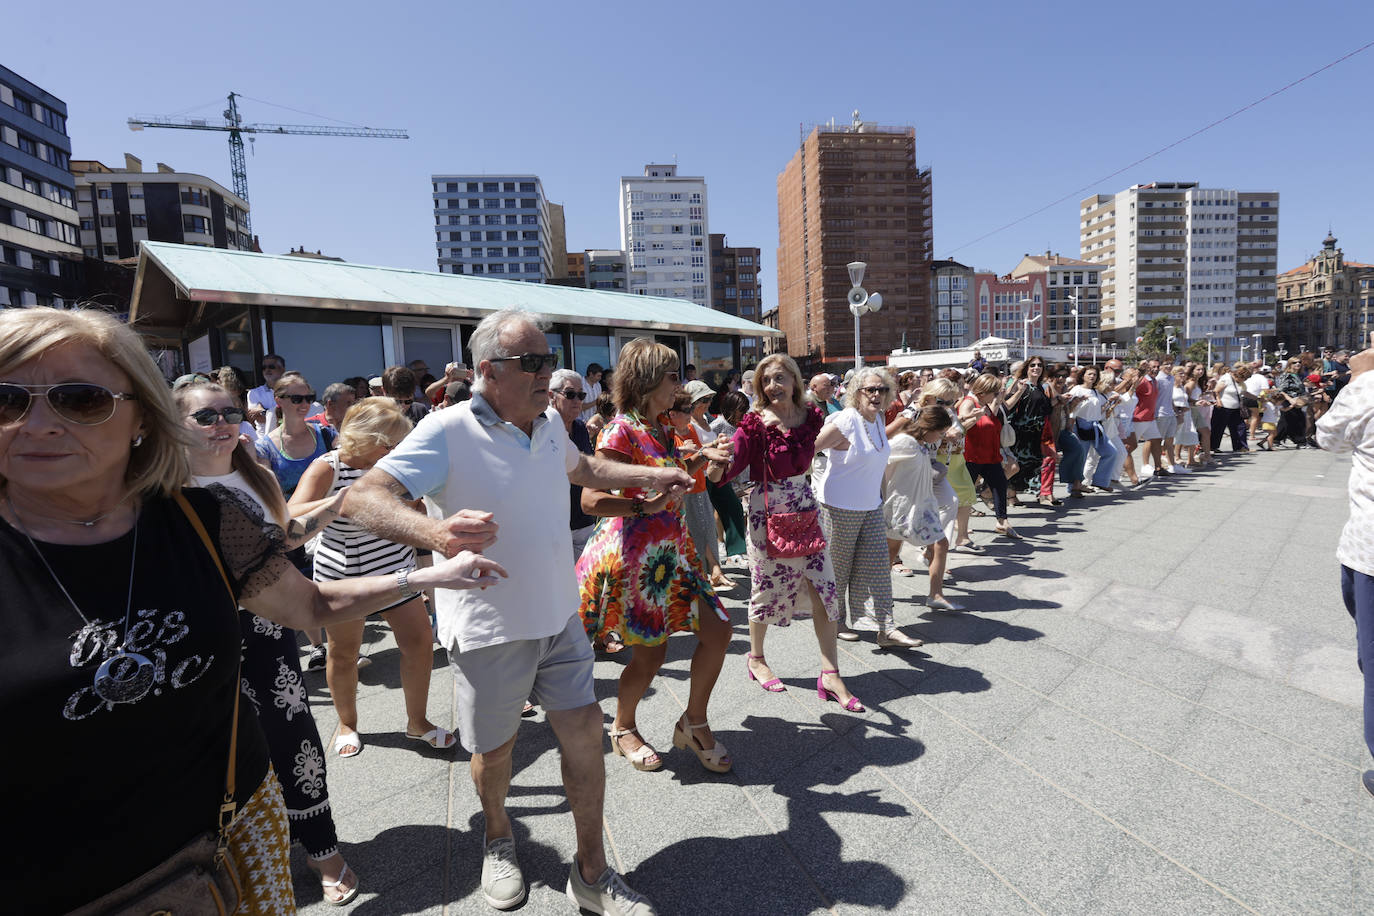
[1276,232,1374,352]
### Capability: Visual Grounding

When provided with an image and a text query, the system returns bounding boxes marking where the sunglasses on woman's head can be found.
[188,407,246,427]
[282,393,315,405]
[492,353,558,373]
[0,383,138,426]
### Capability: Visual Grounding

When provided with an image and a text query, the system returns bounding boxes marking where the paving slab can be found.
[291,446,1370,914]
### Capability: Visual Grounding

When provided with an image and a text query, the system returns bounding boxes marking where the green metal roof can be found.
[131,241,778,337]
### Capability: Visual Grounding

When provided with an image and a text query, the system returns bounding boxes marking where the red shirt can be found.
[961,396,1002,464]
[1132,377,1157,422]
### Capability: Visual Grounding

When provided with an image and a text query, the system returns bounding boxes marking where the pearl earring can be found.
[132,434,144,448]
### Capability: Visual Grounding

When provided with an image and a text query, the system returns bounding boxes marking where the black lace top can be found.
[4,486,291,912]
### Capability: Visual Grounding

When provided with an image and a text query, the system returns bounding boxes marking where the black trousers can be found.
[1210,406,1248,452]
[1274,407,1306,446]
[240,612,340,860]
[966,460,1008,522]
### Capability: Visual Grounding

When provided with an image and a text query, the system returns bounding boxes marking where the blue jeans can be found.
[1341,566,1374,761]
[1083,422,1122,489]
[1057,427,1088,485]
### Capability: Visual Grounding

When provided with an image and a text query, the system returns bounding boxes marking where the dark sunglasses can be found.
[262,364,284,372]
[282,393,315,405]
[935,398,954,406]
[859,385,890,395]
[493,353,558,373]
[0,382,139,426]
[188,407,246,427]
[557,389,588,401]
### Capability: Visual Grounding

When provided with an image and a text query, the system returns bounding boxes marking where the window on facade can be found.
[131,214,146,227]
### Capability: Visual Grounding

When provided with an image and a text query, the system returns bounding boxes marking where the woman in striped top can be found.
[289,397,457,757]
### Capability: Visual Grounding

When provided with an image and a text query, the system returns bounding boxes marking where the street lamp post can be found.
[1252,332,1262,365]
[846,261,882,375]
[1091,337,1099,366]
[1020,297,1041,362]
[1165,325,1176,357]
[1205,332,1213,367]
[1068,288,1081,366]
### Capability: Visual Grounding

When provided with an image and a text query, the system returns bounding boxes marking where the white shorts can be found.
[1134,420,1161,441]
[1155,415,1178,439]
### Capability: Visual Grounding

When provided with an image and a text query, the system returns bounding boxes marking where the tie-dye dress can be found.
[576,413,727,647]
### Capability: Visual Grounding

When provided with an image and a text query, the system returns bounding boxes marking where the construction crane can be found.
[128,92,407,234]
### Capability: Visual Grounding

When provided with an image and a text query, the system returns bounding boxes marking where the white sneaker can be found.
[567,858,655,915]
[481,837,526,910]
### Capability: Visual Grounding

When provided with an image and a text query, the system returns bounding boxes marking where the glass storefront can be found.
[271,320,385,391]
[572,328,612,377]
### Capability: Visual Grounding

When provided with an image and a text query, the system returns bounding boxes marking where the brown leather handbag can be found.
[67,493,244,916]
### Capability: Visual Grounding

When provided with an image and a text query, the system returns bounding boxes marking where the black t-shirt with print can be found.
[4,487,285,913]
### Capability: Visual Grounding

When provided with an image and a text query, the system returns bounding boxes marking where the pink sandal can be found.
[817,669,865,712]
[746,653,786,693]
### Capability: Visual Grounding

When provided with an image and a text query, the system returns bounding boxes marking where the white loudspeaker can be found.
[847,286,869,317]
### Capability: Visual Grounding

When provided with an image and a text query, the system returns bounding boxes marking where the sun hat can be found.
[683,380,715,403]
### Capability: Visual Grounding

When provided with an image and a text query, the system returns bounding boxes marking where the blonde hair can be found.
[845,367,897,412]
[970,372,1002,398]
[750,353,806,413]
[338,397,413,459]
[611,338,679,417]
[918,378,960,405]
[0,306,191,502]
[173,380,288,528]
[272,371,312,399]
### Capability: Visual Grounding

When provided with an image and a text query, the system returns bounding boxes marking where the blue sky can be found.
[13,0,1373,310]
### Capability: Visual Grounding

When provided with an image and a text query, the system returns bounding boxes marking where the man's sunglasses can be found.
[859,385,890,395]
[189,407,246,427]
[262,364,284,373]
[493,353,558,373]
[557,389,588,401]
[282,393,315,405]
[0,383,139,426]
[934,398,954,406]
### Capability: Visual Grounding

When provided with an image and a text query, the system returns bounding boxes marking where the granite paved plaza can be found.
[293,445,1371,915]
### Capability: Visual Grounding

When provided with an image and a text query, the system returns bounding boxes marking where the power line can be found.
[947,38,1374,256]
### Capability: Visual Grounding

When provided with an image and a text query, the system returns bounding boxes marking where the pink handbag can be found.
[761,463,826,559]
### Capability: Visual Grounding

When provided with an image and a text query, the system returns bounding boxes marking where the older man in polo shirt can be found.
[344,309,681,915]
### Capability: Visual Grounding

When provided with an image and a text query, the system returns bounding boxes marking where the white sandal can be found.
[316,862,360,906]
[609,727,663,771]
[405,726,456,749]
[333,730,363,758]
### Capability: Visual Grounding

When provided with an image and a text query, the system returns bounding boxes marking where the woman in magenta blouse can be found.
[720,353,863,712]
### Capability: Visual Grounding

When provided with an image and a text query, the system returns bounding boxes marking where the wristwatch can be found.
[397,568,419,599]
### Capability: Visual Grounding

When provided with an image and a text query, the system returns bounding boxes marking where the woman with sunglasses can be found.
[917,379,978,551]
[177,378,361,905]
[959,373,1019,538]
[665,383,732,589]
[815,367,923,649]
[1003,358,1059,507]
[0,308,506,913]
[576,339,734,773]
[256,370,337,667]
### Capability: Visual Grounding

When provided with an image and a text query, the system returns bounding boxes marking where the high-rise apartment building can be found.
[1010,252,1101,350]
[619,164,710,307]
[930,259,974,349]
[1276,232,1374,353]
[1079,182,1278,353]
[710,233,764,363]
[432,175,556,282]
[1,65,82,308]
[72,156,253,260]
[585,249,627,291]
[776,114,934,365]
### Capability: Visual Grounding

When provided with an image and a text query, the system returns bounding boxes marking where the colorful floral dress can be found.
[576,414,727,647]
[724,407,840,626]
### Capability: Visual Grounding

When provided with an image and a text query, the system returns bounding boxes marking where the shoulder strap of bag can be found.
[172,490,241,845]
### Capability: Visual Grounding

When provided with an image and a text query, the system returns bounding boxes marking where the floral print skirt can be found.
[745,474,840,625]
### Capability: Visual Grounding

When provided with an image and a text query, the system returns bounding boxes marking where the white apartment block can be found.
[619,164,710,307]
[433,175,554,282]
[1080,182,1278,354]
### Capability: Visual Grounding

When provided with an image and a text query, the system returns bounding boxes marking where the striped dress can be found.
[311,453,416,591]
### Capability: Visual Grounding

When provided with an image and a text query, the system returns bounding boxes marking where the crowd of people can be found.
[4,301,1364,914]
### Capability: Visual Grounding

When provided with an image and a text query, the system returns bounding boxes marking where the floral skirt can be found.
[745,475,840,625]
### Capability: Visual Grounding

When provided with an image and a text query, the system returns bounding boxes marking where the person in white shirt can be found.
[1315,345,1374,799]
[1069,366,1122,492]
[1154,356,1183,473]
[343,310,683,913]
[1246,364,1273,447]
[579,362,603,422]
[247,353,285,438]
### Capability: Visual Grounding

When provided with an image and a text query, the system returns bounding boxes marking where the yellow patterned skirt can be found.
[227,768,296,914]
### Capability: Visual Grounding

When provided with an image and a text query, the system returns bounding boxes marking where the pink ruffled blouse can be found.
[724,406,823,485]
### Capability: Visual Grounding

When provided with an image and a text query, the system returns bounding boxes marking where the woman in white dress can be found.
[884,405,962,612]
[1170,365,1200,467]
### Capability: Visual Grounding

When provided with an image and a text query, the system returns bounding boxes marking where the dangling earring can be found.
[132,434,144,448]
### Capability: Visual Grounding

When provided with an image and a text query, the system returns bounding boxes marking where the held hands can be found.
[418,550,508,591]
[647,465,693,500]
[440,509,498,557]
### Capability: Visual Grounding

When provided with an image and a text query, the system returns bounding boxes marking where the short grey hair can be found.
[468,308,549,393]
[321,382,354,404]
[844,367,897,412]
[550,368,584,391]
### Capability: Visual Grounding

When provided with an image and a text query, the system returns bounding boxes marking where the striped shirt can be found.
[311,453,415,581]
